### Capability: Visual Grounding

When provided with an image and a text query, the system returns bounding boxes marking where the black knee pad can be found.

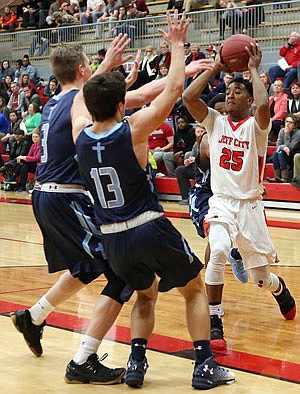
[102,266,133,304]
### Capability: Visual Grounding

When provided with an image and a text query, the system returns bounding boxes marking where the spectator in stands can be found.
[95,0,119,39]
[1,60,15,84]
[90,55,100,74]
[163,116,196,177]
[291,153,300,188]
[22,86,44,116]
[20,0,39,28]
[81,0,106,25]
[269,79,288,144]
[22,102,42,139]
[46,0,64,26]
[111,6,127,37]
[175,123,206,205]
[138,45,159,84]
[241,0,265,34]
[29,30,53,57]
[167,0,184,13]
[268,115,300,183]
[37,0,52,29]
[156,41,171,75]
[20,73,37,93]
[20,55,40,86]
[184,42,192,65]
[189,43,205,61]
[0,112,9,152]
[0,6,19,32]
[43,76,61,97]
[0,129,31,183]
[217,0,242,40]
[135,0,149,16]
[148,122,174,170]
[7,82,25,118]
[1,110,23,154]
[15,129,41,192]
[122,2,146,46]
[4,75,13,100]
[207,72,233,101]
[269,32,300,89]
[0,96,9,120]
[156,63,169,79]
[287,81,300,120]
[259,70,273,96]
[182,0,208,13]
[14,60,23,83]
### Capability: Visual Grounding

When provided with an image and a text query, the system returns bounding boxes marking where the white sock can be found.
[209,304,223,318]
[73,335,102,365]
[29,296,55,325]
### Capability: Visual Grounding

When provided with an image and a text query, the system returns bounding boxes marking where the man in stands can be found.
[7,82,25,118]
[269,31,300,89]
[0,5,19,32]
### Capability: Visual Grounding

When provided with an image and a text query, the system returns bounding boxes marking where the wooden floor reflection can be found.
[0,199,299,393]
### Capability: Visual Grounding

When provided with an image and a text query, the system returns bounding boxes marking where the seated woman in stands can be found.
[259,70,273,96]
[287,81,300,121]
[268,79,287,145]
[15,129,41,192]
[1,60,15,84]
[4,75,13,99]
[268,114,300,183]
[19,73,37,94]
[23,103,42,142]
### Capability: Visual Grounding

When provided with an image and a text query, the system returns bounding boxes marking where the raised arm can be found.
[72,34,132,142]
[183,56,223,123]
[128,11,188,144]
[246,43,270,130]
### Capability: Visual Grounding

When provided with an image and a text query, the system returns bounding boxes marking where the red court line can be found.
[0,237,43,245]
[164,211,300,230]
[1,300,300,383]
[0,196,32,204]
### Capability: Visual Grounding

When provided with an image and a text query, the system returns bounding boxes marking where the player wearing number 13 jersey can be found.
[183,41,296,334]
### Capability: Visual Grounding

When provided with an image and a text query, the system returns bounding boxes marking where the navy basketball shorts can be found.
[32,190,107,282]
[189,186,213,238]
[102,216,203,292]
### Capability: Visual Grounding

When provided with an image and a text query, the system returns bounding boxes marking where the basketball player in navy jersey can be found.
[75,11,235,390]
[183,42,296,349]
[10,33,212,384]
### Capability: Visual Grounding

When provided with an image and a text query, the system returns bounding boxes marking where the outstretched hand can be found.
[125,49,142,89]
[246,42,262,70]
[185,58,214,77]
[103,33,134,70]
[157,10,190,45]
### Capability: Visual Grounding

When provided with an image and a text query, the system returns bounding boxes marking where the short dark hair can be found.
[83,72,126,122]
[208,93,226,109]
[230,77,253,97]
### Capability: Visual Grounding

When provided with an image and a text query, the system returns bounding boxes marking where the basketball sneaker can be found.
[192,356,235,389]
[10,309,46,356]
[65,353,125,384]
[210,315,227,350]
[228,248,248,283]
[272,277,296,320]
[124,355,148,387]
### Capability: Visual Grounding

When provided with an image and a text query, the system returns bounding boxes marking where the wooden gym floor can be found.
[0,192,299,393]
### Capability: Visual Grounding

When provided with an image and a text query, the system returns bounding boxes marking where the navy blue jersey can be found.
[194,132,211,191]
[36,89,84,185]
[76,120,163,225]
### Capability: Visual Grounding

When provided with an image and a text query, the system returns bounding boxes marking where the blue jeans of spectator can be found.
[272,149,292,170]
[269,65,298,88]
[30,35,49,56]
[82,11,103,24]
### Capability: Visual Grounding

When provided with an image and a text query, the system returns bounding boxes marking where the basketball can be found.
[220,34,257,72]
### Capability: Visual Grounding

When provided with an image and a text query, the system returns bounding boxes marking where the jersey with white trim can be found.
[76,120,163,225]
[202,108,270,200]
[36,89,84,185]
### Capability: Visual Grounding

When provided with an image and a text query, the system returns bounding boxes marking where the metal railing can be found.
[0,0,299,69]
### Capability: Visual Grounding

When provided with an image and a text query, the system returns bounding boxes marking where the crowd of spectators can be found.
[0,1,299,192]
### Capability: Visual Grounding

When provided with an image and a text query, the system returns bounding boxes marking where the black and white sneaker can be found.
[124,355,148,387]
[11,309,46,356]
[65,353,125,384]
[192,356,235,389]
